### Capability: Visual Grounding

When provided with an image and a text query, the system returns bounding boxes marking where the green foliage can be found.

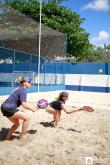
[48,0,66,4]
[7,0,92,61]
[91,44,110,62]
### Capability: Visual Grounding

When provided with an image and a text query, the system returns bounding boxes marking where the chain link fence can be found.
[0,4,66,92]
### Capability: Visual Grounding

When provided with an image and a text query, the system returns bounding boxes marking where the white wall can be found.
[65,74,110,87]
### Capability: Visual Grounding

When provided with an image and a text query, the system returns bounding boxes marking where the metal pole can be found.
[12,49,15,87]
[38,0,42,92]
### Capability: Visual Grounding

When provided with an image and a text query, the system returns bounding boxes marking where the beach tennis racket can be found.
[80,106,94,112]
[37,99,48,109]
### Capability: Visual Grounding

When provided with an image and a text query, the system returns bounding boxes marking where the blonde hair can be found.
[15,76,25,84]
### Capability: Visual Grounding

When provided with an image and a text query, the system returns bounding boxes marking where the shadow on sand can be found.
[15,129,37,135]
[40,122,82,133]
[40,122,54,128]
[59,127,82,133]
[0,128,37,141]
[0,128,9,141]
[67,128,82,133]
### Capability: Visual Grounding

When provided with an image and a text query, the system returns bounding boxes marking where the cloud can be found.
[91,30,110,44]
[81,0,110,11]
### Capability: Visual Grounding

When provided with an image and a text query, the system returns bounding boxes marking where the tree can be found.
[89,44,110,62]
[106,44,110,52]
[48,0,66,4]
[7,0,92,61]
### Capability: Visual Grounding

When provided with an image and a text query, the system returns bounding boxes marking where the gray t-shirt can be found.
[3,87,27,109]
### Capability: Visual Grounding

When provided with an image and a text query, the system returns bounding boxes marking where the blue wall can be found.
[43,62,109,75]
[66,85,110,93]
[0,85,65,95]
[0,47,109,75]
[0,48,110,94]
[0,62,109,75]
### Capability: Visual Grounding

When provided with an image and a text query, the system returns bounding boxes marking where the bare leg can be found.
[6,118,19,140]
[7,111,31,140]
[21,118,30,139]
[46,108,58,125]
[46,108,62,127]
[47,109,56,121]
[54,111,61,127]
[50,115,55,123]
[58,111,61,122]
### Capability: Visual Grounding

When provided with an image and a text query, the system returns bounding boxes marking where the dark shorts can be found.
[1,104,19,117]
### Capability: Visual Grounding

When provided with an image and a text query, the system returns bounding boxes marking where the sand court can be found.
[0,91,110,165]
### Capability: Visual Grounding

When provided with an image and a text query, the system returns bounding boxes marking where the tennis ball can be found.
[98,69,103,73]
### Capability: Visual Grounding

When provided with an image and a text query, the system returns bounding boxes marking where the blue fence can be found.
[0,61,109,75]
[0,47,110,95]
[0,46,109,75]
[41,62,109,75]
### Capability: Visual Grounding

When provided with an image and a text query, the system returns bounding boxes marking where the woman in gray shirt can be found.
[1,77,36,140]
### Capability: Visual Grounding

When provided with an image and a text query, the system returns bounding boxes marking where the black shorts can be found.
[1,105,19,117]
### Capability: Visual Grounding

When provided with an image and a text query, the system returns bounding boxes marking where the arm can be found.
[20,88,36,112]
[61,104,82,114]
[22,102,36,112]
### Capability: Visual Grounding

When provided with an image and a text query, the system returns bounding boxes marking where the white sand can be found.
[0,91,110,165]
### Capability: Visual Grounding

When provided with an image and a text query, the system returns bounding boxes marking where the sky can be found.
[0,0,110,47]
[62,0,110,47]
